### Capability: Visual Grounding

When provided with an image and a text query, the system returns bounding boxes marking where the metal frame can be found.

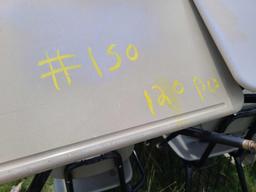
[130,150,146,192]
[26,170,52,192]
[231,153,249,192]
[63,150,145,192]
[27,150,145,192]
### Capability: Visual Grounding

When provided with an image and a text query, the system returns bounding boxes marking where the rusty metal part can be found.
[242,140,256,152]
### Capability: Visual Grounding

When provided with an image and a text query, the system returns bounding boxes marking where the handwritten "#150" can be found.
[38,44,139,91]
[144,77,221,116]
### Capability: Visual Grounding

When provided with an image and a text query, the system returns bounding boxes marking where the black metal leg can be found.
[131,150,146,192]
[198,143,215,166]
[64,163,76,192]
[184,162,193,192]
[244,94,256,103]
[233,155,248,192]
[112,151,129,192]
[26,170,51,192]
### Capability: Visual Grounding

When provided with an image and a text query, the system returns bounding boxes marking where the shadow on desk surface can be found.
[1,139,256,192]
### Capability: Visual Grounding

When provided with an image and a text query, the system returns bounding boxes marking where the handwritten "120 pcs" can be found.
[144,77,221,116]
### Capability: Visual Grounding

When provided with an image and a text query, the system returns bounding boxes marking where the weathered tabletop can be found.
[0,0,243,183]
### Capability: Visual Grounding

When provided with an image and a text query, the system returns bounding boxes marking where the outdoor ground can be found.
[1,139,256,192]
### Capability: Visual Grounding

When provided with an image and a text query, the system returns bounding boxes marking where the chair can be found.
[164,94,256,192]
[52,146,145,192]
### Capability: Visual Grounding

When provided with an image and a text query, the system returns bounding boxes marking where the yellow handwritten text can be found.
[144,80,185,116]
[88,47,103,78]
[193,76,206,101]
[88,43,139,78]
[107,44,122,72]
[144,90,156,116]
[38,50,81,91]
[193,76,221,102]
[126,44,139,62]
[152,85,173,108]
[207,78,220,93]
[172,80,185,95]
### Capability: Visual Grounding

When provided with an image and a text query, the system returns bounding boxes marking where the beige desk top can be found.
[0,0,243,183]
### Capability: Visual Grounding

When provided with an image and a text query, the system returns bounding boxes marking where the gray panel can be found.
[0,0,243,183]
[193,0,256,91]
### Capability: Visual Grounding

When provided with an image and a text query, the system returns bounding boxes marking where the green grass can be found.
[135,139,256,192]
[0,177,53,192]
[1,139,256,192]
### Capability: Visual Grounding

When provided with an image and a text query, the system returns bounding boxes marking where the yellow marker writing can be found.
[144,90,156,116]
[126,44,139,62]
[152,85,173,109]
[207,78,220,93]
[172,80,185,95]
[107,44,122,72]
[193,76,206,101]
[169,80,185,113]
[38,50,81,91]
[88,47,103,78]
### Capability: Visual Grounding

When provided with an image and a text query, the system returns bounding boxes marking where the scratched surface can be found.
[0,0,243,181]
[193,0,256,91]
